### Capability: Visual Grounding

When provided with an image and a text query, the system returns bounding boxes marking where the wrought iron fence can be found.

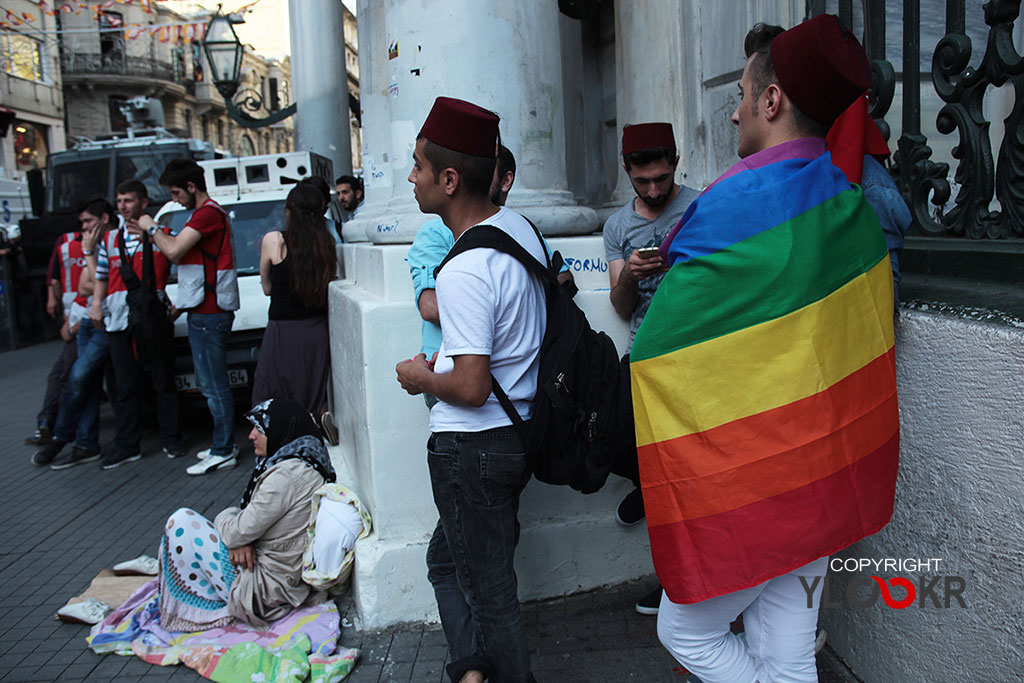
[810,0,1024,241]
[61,52,175,83]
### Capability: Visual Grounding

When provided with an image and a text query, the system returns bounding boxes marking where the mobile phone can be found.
[636,247,660,258]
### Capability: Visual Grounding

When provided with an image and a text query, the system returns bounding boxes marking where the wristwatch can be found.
[146,223,159,237]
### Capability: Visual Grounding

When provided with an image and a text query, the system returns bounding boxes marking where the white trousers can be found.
[657,556,828,683]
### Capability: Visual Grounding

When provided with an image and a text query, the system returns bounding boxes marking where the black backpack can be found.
[437,221,627,493]
[117,230,173,361]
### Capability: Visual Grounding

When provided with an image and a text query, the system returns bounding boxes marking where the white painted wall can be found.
[328,234,655,628]
[346,0,597,244]
[820,309,1024,682]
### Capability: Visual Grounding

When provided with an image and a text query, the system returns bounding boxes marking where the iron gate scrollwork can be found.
[811,0,1024,241]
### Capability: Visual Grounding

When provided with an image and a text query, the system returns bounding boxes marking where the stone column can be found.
[344,0,598,244]
[611,1,699,204]
[611,0,804,200]
[288,0,352,176]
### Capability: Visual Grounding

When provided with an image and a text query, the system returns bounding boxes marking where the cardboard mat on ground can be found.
[59,569,152,621]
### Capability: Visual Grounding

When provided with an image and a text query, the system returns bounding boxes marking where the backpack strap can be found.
[116,229,143,291]
[490,376,528,443]
[196,201,230,294]
[434,223,557,444]
[435,225,556,282]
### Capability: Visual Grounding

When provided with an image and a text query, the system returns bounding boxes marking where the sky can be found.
[164,0,356,60]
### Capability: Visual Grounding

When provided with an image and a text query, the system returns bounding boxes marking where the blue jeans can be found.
[187,312,235,455]
[53,323,108,453]
[426,427,535,683]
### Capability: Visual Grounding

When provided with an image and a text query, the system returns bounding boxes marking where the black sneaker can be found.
[635,586,663,616]
[33,439,66,466]
[616,487,646,526]
[50,445,101,470]
[163,446,186,459]
[25,426,53,446]
[101,451,142,470]
[320,411,339,446]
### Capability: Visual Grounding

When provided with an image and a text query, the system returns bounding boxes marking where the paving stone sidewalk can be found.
[0,341,860,682]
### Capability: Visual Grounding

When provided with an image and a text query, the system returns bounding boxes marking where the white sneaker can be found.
[186,452,238,475]
[196,445,238,461]
[57,598,113,625]
[112,554,159,576]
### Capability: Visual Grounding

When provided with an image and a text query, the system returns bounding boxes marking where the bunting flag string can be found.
[1,1,247,35]
[3,9,208,43]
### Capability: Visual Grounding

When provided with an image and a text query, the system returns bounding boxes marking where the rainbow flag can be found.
[631,149,899,604]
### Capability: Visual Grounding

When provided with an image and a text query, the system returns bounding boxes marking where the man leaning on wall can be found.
[631,15,901,682]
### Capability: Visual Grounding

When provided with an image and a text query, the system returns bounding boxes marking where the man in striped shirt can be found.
[89,179,182,470]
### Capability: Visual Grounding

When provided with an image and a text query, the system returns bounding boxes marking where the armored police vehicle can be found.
[155,151,336,395]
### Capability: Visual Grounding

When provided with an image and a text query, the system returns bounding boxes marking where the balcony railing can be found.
[61,52,176,83]
[809,0,1024,242]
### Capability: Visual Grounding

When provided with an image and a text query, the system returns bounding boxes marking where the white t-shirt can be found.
[429,207,547,433]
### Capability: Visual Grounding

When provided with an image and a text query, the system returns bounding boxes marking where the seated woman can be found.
[158,398,336,631]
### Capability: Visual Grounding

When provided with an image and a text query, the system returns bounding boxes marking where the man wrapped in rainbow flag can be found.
[631,15,900,682]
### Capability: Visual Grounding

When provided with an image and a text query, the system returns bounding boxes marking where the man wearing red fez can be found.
[603,122,699,614]
[631,16,902,682]
[396,96,545,683]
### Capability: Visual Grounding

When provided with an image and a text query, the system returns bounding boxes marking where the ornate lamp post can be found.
[202,6,296,129]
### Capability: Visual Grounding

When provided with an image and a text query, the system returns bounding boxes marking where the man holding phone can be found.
[603,122,698,614]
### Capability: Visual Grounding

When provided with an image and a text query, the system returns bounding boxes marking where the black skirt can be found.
[252,316,330,414]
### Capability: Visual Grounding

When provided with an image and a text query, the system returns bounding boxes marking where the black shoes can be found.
[50,445,101,470]
[320,411,339,446]
[616,487,646,527]
[635,586,663,616]
[33,439,66,466]
[101,451,142,470]
[25,426,53,446]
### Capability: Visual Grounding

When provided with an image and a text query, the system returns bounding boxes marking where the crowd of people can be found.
[25,159,345,474]
[396,14,907,683]
[27,161,240,472]
[26,12,911,683]
[31,162,353,645]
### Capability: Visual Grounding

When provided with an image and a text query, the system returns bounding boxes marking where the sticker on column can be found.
[364,155,391,190]
[387,82,399,98]
[388,40,398,60]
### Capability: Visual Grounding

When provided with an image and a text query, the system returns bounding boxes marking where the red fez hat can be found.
[621,122,676,156]
[771,14,872,125]
[418,96,499,158]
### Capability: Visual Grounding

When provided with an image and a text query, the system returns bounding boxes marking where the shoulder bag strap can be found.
[117,230,142,290]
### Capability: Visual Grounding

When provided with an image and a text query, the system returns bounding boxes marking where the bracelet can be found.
[82,249,93,256]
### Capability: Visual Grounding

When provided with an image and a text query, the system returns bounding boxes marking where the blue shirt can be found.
[408,218,449,356]
[860,155,911,307]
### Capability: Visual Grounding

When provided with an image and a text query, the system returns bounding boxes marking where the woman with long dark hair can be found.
[252,184,337,417]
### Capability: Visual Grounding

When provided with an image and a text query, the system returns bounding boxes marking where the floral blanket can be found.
[88,580,359,682]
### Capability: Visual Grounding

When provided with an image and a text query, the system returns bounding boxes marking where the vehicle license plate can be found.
[175,369,249,392]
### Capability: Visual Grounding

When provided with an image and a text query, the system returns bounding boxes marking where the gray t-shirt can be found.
[603,185,699,351]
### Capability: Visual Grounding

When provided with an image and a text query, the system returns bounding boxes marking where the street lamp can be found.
[203,8,244,100]
[201,6,296,129]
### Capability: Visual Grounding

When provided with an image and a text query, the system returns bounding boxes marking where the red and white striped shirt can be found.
[94,226,171,332]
